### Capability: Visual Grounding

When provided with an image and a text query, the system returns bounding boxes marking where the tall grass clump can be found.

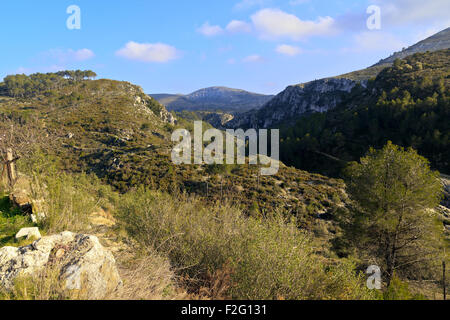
[117,187,374,300]
[33,172,111,233]
[0,262,90,300]
[17,150,118,233]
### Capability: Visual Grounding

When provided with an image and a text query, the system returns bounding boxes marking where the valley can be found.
[0,23,449,301]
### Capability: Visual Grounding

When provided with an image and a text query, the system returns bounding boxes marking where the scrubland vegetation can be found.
[1,154,374,300]
[0,49,448,300]
[280,50,450,176]
[1,143,447,300]
[117,188,374,300]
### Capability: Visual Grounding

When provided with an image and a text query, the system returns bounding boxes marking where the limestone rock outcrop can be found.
[0,231,122,299]
[225,78,360,129]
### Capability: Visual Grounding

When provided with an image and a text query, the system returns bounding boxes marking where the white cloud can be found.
[234,0,269,11]
[72,49,95,61]
[45,48,95,63]
[251,8,335,40]
[242,54,263,63]
[374,0,450,26]
[116,41,179,63]
[197,22,223,36]
[276,44,302,56]
[342,31,407,53]
[200,8,337,40]
[289,0,310,5]
[226,20,252,33]
[227,58,237,64]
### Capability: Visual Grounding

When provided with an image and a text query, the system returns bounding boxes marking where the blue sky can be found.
[0,0,449,94]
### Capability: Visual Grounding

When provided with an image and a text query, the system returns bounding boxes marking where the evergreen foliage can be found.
[280,49,450,176]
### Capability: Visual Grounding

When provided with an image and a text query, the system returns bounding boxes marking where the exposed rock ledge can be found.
[0,232,122,299]
[225,77,360,129]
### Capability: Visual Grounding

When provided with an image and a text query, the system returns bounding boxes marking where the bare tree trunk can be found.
[6,148,16,186]
[386,209,404,287]
[444,260,447,301]
[386,247,397,287]
[0,163,7,186]
[386,248,394,287]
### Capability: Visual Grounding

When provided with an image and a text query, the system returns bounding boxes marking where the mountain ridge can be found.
[0,72,347,223]
[151,86,274,113]
[223,27,450,130]
[374,27,450,66]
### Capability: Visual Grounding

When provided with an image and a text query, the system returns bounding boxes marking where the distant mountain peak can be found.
[224,28,450,129]
[150,87,273,113]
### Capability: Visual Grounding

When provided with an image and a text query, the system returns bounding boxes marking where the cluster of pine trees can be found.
[1,70,97,98]
[280,49,450,176]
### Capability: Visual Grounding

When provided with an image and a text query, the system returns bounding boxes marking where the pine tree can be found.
[341,142,443,285]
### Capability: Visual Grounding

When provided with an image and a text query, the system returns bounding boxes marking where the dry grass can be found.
[0,262,90,300]
[407,280,447,300]
[110,249,189,300]
[117,187,375,300]
[197,263,234,300]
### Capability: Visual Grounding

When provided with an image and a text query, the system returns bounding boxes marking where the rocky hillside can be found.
[375,27,450,66]
[151,86,273,113]
[223,28,450,129]
[0,72,349,227]
[226,78,358,129]
[279,49,450,176]
[174,110,235,128]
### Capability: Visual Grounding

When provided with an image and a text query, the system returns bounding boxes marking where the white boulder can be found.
[15,227,41,240]
[0,231,122,299]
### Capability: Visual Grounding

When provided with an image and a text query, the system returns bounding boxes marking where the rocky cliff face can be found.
[225,78,359,129]
[201,112,235,128]
[123,83,176,125]
[222,28,450,130]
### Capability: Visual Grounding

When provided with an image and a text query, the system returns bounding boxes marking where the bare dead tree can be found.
[0,115,57,185]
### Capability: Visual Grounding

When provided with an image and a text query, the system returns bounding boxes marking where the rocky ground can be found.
[0,174,191,300]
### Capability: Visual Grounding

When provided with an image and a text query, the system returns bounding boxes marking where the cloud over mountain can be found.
[276,44,302,56]
[45,48,95,63]
[251,8,335,41]
[374,0,450,27]
[116,41,179,63]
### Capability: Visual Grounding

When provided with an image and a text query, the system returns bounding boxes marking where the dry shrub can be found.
[17,151,117,234]
[198,263,234,300]
[0,261,89,300]
[117,187,375,300]
[111,249,188,300]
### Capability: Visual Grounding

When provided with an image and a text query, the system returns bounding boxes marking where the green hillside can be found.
[280,49,450,176]
[0,60,447,300]
[0,72,348,228]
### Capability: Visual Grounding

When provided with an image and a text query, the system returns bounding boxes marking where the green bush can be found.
[35,173,99,233]
[380,275,427,300]
[0,195,34,247]
[18,151,117,233]
[117,187,374,300]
